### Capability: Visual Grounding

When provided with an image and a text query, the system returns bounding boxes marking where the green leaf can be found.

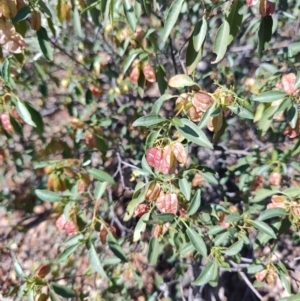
[251,220,276,239]
[15,98,36,127]
[1,57,11,85]
[35,189,62,202]
[147,237,159,265]
[88,168,115,185]
[258,208,286,221]
[133,211,150,241]
[192,261,217,285]
[156,64,168,95]
[49,289,61,301]
[37,27,53,61]
[168,74,197,88]
[282,187,300,198]
[50,283,76,298]
[214,231,230,246]
[94,181,107,200]
[176,118,213,149]
[162,0,185,42]
[252,91,286,102]
[226,0,243,45]
[24,102,44,135]
[186,34,203,75]
[107,232,127,262]
[73,6,83,38]
[38,0,52,17]
[123,0,137,32]
[151,94,176,115]
[287,102,298,128]
[122,49,143,74]
[186,227,207,258]
[246,263,264,274]
[225,213,240,223]
[132,114,166,127]
[251,187,280,203]
[152,213,175,222]
[58,244,78,262]
[86,0,100,25]
[64,233,84,247]
[211,20,230,64]
[258,16,273,57]
[95,135,107,154]
[208,225,225,236]
[279,271,291,294]
[87,241,107,278]
[12,6,31,23]
[187,189,201,216]
[193,17,207,51]
[294,71,300,90]
[198,102,216,129]
[227,105,254,119]
[27,290,34,301]
[13,256,26,278]
[179,178,191,201]
[222,239,243,256]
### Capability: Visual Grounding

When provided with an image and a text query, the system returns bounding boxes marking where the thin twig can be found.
[229,260,264,301]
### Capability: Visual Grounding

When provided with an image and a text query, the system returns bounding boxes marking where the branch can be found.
[229,260,264,301]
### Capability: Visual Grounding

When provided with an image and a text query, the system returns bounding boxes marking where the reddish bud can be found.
[35,264,51,278]
[156,192,178,214]
[142,65,156,83]
[146,147,163,170]
[129,66,140,84]
[159,145,177,174]
[269,171,281,187]
[192,173,204,187]
[0,113,14,133]
[281,73,298,95]
[99,224,117,244]
[55,214,77,236]
[255,269,267,282]
[192,92,213,113]
[145,182,161,201]
[171,142,187,165]
[134,204,150,217]
[153,222,170,238]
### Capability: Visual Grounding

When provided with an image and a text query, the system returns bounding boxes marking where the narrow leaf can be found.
[147,237,159,265]
[15,98,36,127]
[94,181,107,200]
[222,239,244,256]
[211,21,230,64]
[123,0,137,32]
[87,242,108,278]
[176,118,213,149]
[132,114,166,127]
[192,261,216,285]
[37,27,53,61]
[107,232,127,262]
[179,178,191,200]
[58,244,78,262]
[35,189,62,202]
[186,227,207,258]
[193,17,207,51]
[251,220,277,239]
[187,189,201,216]
[50,283,76,298]
[12,6,31,23]
[162,0,185,42]
[88,168,115,184]
[258,16,273,57]
[252,91,286,102]
[258,208,286,221]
